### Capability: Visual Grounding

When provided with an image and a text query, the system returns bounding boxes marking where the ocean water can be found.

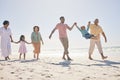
[10,44,120,57]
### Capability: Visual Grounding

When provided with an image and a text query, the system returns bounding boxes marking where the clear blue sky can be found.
[0,0,120,49]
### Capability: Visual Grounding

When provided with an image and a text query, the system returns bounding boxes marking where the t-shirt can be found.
[55,23,70,38]
[90,24,103,39]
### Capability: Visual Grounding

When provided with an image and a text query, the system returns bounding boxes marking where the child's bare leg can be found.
[24,53,26,60]
[5,57,7,60]
[33,53,36,58]
[19,53,22,60]
[37,53,39,60]
[7,56,10,60]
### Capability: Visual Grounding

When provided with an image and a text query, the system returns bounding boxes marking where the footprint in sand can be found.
[82,76,90,80]
[0,77,4,79]
[87,65,91,67]
[41,73,46,76]
[45,75,51,78]
[15,75,19,77]
[44,70,49,72]
[7,63,11,65]
[11,71,15,74]
[114,74,120,77]
[19,77,23,80]
[103,73,107,75]
[30,69,34,72]
[0,68,3,70]
[27,77,32,80]
[0,63,5,66]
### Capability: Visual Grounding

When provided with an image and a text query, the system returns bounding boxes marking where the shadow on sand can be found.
[91,60,120,68]
[49,60,120,68]
[50,60,71,68]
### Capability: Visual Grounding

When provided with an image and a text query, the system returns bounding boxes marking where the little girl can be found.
[31,26,44,60]
[14,35,31,60]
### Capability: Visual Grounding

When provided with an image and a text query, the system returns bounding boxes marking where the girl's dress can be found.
[19,41,27,54]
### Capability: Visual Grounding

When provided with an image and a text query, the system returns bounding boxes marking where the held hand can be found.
[29,42,32,44]
[49,35,51,39]
[74,22,77,26]
[88,21,91,24]
[42,42,44,45]
[11,39,13,42]
[74,22,77,25]
[105,39,107,43]
[88,21,91,27]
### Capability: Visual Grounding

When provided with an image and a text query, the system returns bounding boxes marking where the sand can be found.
[0,52,120,80]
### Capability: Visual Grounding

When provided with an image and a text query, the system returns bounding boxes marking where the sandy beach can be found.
[0,50,120,80]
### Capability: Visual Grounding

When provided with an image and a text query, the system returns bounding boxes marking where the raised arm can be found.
[87,21,91,27]
[87,21,91,31]
[67,23,76,31]
[102,32,107,43]
[75,23,82,31]
[86,26,89,31]
[49,28,56,39]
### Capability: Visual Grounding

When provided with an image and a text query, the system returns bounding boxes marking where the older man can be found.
[88,19,107,60]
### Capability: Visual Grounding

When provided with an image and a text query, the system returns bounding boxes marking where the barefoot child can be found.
[31,26,44,60]
[75,22,96,39]
[13,35,31,60]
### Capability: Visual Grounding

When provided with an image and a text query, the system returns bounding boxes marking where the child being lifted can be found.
[75,22,96,39]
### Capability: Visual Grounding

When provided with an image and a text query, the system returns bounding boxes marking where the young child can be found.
[31,26,44,60]
[75,22,96,39]
[13,35,31,60]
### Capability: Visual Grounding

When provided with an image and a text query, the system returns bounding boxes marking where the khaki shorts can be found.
[60,37,69,53]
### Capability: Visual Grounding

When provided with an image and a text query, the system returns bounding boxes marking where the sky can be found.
[0,0,120,50]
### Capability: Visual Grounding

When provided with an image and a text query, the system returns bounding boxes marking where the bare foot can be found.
[102,56,108,60]
[62,57,66,60]
[7,56,10,60]
[5,57,7,60]
[34,54,36,58]
[89,57,93,60]
[37,58,40,60]
[68,58,73,61]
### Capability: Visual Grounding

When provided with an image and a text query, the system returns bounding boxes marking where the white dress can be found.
[0,27,12,57]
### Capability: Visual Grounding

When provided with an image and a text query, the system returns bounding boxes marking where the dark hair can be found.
[33,26,39,32]
[20,35,25,41]
[3,20,9,25]
[60,16,64,20]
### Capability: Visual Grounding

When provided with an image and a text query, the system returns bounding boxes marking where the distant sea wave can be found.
[11,45,120,54]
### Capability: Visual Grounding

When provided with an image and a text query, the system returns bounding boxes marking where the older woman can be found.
[0,20,13,60]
